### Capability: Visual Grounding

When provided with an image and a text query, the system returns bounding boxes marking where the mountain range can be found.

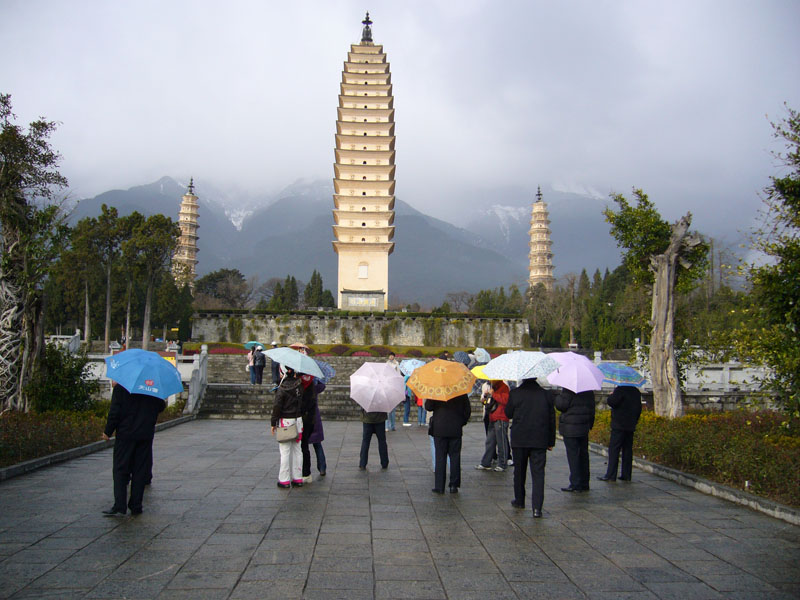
[68,177,622,306]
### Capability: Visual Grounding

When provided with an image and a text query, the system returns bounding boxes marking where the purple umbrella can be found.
[546,352,604,393]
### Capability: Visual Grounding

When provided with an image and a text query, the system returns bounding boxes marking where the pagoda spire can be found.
[361,11,373,43]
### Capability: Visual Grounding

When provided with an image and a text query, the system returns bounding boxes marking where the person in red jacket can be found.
[475,380,511,472]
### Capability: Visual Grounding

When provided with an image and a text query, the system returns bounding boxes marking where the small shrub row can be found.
[0,399,187,470]
[589,409,800,507]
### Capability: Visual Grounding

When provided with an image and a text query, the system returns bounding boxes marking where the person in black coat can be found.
[505,378,555,517]
[270,341,281,387]
[102,384,166,516]
[252,345,266,384]
[555,389,595,492]
[425,394,471,494]
[598,385,642,482]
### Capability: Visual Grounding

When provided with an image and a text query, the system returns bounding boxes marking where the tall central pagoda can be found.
[332,12,396,311]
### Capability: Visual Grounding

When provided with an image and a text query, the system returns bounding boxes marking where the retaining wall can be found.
[191,313,526,348]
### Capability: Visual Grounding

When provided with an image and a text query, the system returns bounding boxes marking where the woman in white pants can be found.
[271,367,308,488]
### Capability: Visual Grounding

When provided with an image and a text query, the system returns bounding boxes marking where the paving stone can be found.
[0,420,797,600]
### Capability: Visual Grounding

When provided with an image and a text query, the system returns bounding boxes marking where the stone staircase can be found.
[198,354,485,421]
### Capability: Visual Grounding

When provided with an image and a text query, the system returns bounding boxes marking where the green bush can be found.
[590,409,800,507]
[0,398,188,469]
[25,344,101,413]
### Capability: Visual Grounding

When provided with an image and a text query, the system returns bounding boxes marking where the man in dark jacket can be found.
[270,341,280,388]
[505,378,555,517]
[252,345,266,384]
[425,394,471,494]
[598,385,642,482]
[359,409,389,470]
[555,389,595,492]
[102,384,166,516]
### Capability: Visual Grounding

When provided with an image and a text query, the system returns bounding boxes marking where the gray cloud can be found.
[2,0,798,243]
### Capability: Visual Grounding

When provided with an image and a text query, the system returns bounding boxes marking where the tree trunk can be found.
[0,275,23,411]
[104,263,112,353]
[142,279,153,351]
[125,280,132,350]
[83,280,91,347]
[649,214,693,418]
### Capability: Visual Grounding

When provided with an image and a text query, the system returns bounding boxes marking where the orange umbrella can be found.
[406,359,476,401]
[289,342,311,354]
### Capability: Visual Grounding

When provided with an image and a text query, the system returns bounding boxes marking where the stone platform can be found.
[0,421,798,599]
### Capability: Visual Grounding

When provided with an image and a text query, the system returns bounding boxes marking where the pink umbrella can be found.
[350,361,406,413]
[546,352,604,393]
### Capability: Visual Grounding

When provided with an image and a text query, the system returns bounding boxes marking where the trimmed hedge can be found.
[589,409,800,507]
[0,400,187,469]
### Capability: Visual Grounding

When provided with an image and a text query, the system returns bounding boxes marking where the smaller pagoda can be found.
[172,178,199,289]
[528,186,555,291]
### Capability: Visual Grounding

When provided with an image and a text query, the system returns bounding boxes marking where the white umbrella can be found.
[350,361,406,413]
[265,347,324,379]
[482,351,559,381]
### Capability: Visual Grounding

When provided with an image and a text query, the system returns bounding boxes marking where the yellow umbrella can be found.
[471,364,501,381]
[407,359,476,401]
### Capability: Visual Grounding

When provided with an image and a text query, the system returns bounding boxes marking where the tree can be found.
[95,204,123,352]
[194,268,252,309]
[733,106,800,412]
[303,270,324,308]
[0,94,69,411]
[123,214,179,350]
[118,211,145,347]
[605,189,706,418]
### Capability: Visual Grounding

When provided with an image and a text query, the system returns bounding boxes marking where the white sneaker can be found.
[493,466,506,472]
[475,464,491,470]
[402,423,412,427]
[302,475,313,484]
[507,459,514,466]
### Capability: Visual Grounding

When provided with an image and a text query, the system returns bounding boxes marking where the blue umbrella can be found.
[243,341,264,350]
[399,358,425,376]
[597,362,646,387]
[453,351,471,366]
[104,349,183,399]
[313,359,336,384]
[265,347,324,378]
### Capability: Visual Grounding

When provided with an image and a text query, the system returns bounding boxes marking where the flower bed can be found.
[589,409,800,507]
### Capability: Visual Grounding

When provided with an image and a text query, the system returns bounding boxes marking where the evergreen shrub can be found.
[589,409,800,507]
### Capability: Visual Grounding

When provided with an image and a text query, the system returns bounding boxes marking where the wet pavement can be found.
[0,419,798,599]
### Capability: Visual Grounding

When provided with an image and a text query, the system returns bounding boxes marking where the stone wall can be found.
[192,313,527,348]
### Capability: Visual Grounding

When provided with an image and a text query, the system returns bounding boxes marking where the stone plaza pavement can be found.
[0,420,798,600]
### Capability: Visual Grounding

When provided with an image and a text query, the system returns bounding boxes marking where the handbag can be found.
[245,364,250,372]
[275,422,298,442]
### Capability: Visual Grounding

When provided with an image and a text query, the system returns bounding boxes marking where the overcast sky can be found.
[2,0,799,243]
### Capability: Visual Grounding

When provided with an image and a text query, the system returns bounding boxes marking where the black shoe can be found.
[619,477,631,481]
[449,486,458,494]
[533,509,542,518]
[561,486,579,492]
[381,465,388,470]
[597,475,616,482]
[130,509,142,516]
[277,482,290,489]
[511,500,524,509]
[358,465,366,470]
[292,481,303,487]
[319,471,326,477]
[431,488,444,494]
[102,507,126,516]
